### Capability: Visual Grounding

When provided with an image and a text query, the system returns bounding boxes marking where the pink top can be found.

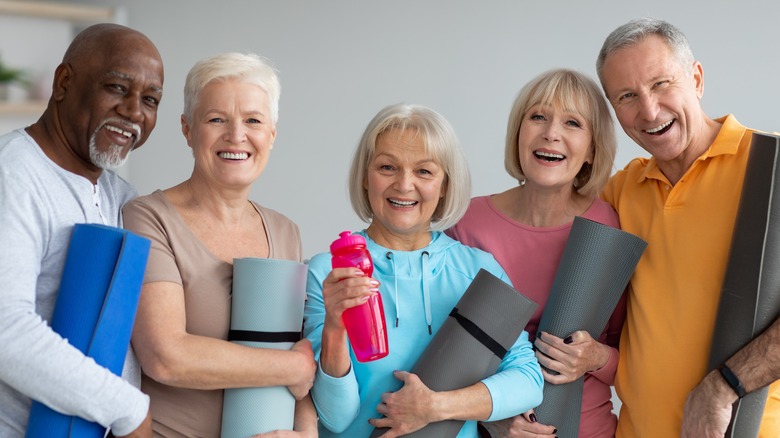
[447,195,625,437]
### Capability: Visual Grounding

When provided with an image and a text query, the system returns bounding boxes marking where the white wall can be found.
[6,1,780,259]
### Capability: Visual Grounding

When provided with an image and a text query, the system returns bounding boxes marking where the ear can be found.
[692,61,704,99]
[269,125,277,150]
[181,114,193,148]
[51,63,72,102]
[439,176,448,198]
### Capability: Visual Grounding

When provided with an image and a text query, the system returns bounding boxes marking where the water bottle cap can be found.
[330,231,367,253]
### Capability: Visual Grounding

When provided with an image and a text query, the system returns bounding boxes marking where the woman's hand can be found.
[287,339,316,400]
[319,268,379,378]
[321,268,379,331]
[369,371,437,437]
[481,411,557,437]
[534,331,610,384]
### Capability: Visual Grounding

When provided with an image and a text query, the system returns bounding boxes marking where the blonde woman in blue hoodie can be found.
[304,103,543,437]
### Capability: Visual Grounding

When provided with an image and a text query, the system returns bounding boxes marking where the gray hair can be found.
[183,52,280,124]
[348,103,471,231]
[596,18,695,87]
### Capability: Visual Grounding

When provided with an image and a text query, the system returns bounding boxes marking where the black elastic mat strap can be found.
[228,330,301,343]
[449,307,507,359]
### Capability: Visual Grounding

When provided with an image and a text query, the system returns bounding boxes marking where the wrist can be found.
[718,363,747,399]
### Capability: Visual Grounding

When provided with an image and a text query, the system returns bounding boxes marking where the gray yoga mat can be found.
[708,132,780,437]
[533,216,647,438]
[371,269,538,437]
[221,258,308,438]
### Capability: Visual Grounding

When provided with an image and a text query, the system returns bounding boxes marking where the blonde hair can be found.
[505,69,616,198]
[348,103,471,231]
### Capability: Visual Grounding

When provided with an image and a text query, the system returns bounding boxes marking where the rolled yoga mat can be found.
[708,132,780,438]
[533,216,647,438]
[25,223,151,438]
[221,258,308,438]
[371,269,539,437]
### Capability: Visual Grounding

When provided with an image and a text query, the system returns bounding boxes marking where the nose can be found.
[543,122,561,142]
[638,93,660,121]
[224,120,247,144]
[116,94,143,123]
[394,171,414,192]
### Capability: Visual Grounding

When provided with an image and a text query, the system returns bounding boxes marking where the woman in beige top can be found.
[122,53,317,437]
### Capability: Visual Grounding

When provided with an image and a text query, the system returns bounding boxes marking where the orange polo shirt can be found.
[603,115,780,437]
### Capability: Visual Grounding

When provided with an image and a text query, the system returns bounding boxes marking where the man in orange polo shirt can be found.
[597,18,780,437]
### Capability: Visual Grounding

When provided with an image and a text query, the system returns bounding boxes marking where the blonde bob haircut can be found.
[348,103,471,231]
[504,69,616,198]
[183,52,280,125]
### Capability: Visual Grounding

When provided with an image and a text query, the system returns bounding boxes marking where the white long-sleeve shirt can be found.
[0,129,148,436]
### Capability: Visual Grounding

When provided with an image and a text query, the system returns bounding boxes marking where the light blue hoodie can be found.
[304,231,543,437]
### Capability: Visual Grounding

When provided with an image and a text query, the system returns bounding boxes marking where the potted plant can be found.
[0,55,29,101]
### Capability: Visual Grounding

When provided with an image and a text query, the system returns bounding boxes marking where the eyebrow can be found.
[106,70,163,94]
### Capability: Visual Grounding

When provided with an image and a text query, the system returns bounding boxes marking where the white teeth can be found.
[389,199,416,207]
[646,120,673,133]
[535,151,565,159]
[218,152,248,160]
[105,125,133,138]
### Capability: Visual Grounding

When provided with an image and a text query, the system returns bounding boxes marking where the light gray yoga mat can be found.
[371,269,538,437]
[221,258,308,438]
[708,132,780,437]
[533,216,647,438]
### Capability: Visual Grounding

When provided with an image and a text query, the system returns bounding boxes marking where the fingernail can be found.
[370,280,380,287]
[529,413,537,423]
[360,296,370,302]
[553,428,557,434]
[354,269,365,276]
[536,332,542,340]
[564,336,573,344]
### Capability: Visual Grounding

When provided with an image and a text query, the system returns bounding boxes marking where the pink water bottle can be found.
[330,231,389,362]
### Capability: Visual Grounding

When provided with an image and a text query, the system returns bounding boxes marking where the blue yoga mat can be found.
[221,258,308,438]
[26,223,151,438]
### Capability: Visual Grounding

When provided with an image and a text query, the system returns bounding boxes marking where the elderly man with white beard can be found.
[0,23,164,438]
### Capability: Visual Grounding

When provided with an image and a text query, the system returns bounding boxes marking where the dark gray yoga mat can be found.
[371,269,538,437]
[533,216,647,438]
[708,132,780,437]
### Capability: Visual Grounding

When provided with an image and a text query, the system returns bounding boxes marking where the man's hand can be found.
[681,369,737,437]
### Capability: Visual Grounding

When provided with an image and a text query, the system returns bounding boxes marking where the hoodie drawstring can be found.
[385,252,399,327]
[421,251,431,335]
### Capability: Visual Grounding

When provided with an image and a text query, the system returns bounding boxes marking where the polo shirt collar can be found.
[637,114,747,183]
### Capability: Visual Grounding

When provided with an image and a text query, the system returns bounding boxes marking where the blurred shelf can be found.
[0,100,47,116]
[0,0,114,23]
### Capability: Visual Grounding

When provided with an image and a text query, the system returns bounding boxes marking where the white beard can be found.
[89,137,128,171]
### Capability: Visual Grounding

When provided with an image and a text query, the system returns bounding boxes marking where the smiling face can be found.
[601,34,707,172]
[182,78,276,190]
[518,103,593,191]
[59,30,163,173]
[364,128,446,249]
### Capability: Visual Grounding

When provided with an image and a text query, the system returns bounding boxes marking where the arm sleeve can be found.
[302,254,360,433]
[481,330,544,421]
[0,170,148,435]
[121,197,183,286]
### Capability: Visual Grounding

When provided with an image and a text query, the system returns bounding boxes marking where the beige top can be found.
[122,190,302,438]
